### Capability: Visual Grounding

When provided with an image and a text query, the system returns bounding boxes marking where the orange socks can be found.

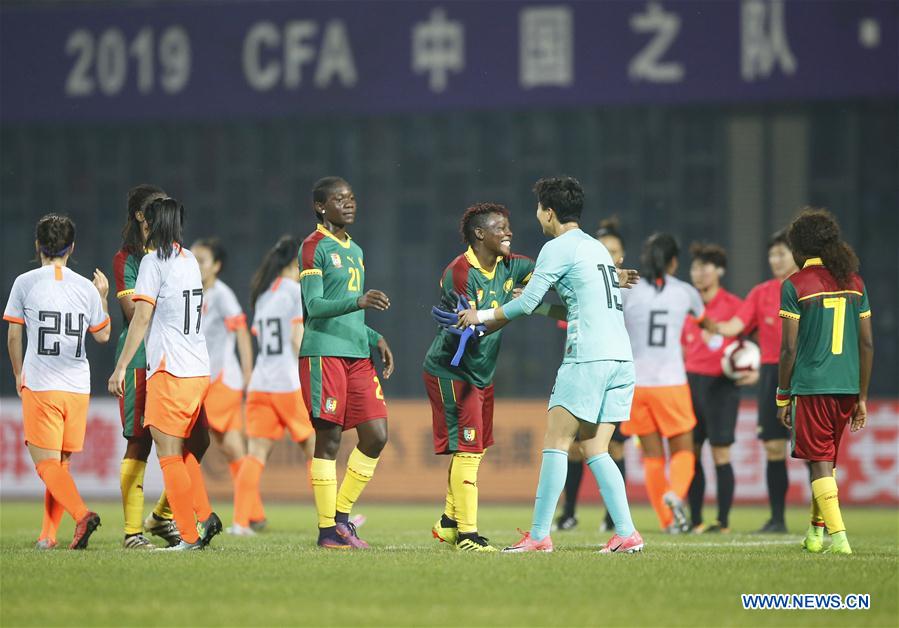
[643,457,672,528]
[158,455,200,543]
[35,459,88,523]
[228,458,243,483]
[669,450,696,499]
[39,461,69,541]
[183,452,212,521]
[229,457,244,522]
[234,457,265,527]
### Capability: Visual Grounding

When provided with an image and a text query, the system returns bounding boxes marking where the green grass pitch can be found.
[1,501,896,627]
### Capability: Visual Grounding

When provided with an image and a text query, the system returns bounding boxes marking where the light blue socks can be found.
[530,449,568,540]
[587,452,635,538]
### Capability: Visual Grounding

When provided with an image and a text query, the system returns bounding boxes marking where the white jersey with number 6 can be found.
[133,246,209,379]
[249,277,303,393]
[3,265,110,393]
[202,279,245,390]
[623,276,704,387]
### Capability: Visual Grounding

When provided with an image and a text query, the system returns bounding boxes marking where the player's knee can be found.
[711,446,731,465]
[187,427,211,459]
[358,428,388,458]
[125,437,152,461]
[764,439,787,461]
[312,422,342,459]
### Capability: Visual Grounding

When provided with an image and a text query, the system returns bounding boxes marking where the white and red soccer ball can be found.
[721,339,761,380]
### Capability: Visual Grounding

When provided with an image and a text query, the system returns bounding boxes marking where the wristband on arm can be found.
[775,387,791,407]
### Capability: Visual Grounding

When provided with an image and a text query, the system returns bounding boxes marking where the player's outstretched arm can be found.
[616,263,640,289]
[300,269,384,319]
[109,300,153,397]
[237,326,254,388]
[852,316,874,432]
[90,269,112,344]
[6,322,24,397]
[776,317,799,428]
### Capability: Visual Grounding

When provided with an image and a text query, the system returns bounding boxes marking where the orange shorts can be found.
[246,390,313,442]
[144,372,210,439]
[204,377,243,433]
[620,384,697,438]
[21,388,89,452]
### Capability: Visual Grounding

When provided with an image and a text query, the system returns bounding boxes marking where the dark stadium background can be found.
[1,1,896,401]
[2,106,896,399]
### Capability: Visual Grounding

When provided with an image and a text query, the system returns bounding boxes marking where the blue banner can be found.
[1,0,896,122]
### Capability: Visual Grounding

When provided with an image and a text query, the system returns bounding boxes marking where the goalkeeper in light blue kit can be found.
[458,176,644,553]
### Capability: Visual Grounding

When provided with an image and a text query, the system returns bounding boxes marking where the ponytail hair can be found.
[35,213,76,259]
[143,197,184,260]
[596,216,624,247]
[250,235,300,307]
[787,207,858,288]
[641,233,680,292]
[123,184,165,256]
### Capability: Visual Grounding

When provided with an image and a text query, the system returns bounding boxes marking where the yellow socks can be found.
[811,476,845,534]
[120,459,146,535]
[449,453,483,534]
[152,491,173,520]
[311,458,338,528]
[444,456,456,521]
[336,449,380,515]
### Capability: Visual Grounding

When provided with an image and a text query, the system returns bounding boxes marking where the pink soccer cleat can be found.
[598,530,644,554]
[502,529,554,553]
[336,521,370,549]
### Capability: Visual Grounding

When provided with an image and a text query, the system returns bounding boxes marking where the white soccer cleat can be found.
[226,524,257,537]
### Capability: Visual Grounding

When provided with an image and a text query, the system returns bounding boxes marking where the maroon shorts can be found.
[790,394,857,462]
[299,356,387,431]
[424,372,494,454]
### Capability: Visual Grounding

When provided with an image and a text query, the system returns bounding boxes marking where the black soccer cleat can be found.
[755,519,788,534]
[70,512,101,550]
[553,515,578,532]
[198,512,223,547]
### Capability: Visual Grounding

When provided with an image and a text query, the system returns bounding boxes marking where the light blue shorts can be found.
[548,360,635,424]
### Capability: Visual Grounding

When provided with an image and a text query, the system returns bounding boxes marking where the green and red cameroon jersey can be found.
[779,257,871,395]
[423,248,535,388]
[299,224,381,359]
[113,248,147,369]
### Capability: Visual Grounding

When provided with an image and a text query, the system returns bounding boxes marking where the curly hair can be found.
[787,207,858,287]
[459,202,510,245]
[689,241,727,269]
[35,213,76,259]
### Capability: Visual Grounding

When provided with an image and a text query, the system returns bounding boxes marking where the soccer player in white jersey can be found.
[109,198,221,551]
[4,214,110,549]
[458,176,643,553]
[192,237,254,525]
[230,236,315,536]
[621,233,710,532]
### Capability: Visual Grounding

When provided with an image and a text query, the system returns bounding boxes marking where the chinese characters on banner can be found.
[0,0,895,122]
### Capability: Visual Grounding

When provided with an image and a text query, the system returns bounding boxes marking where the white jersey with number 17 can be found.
[623,276,704,387]
[133,246,209,379]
